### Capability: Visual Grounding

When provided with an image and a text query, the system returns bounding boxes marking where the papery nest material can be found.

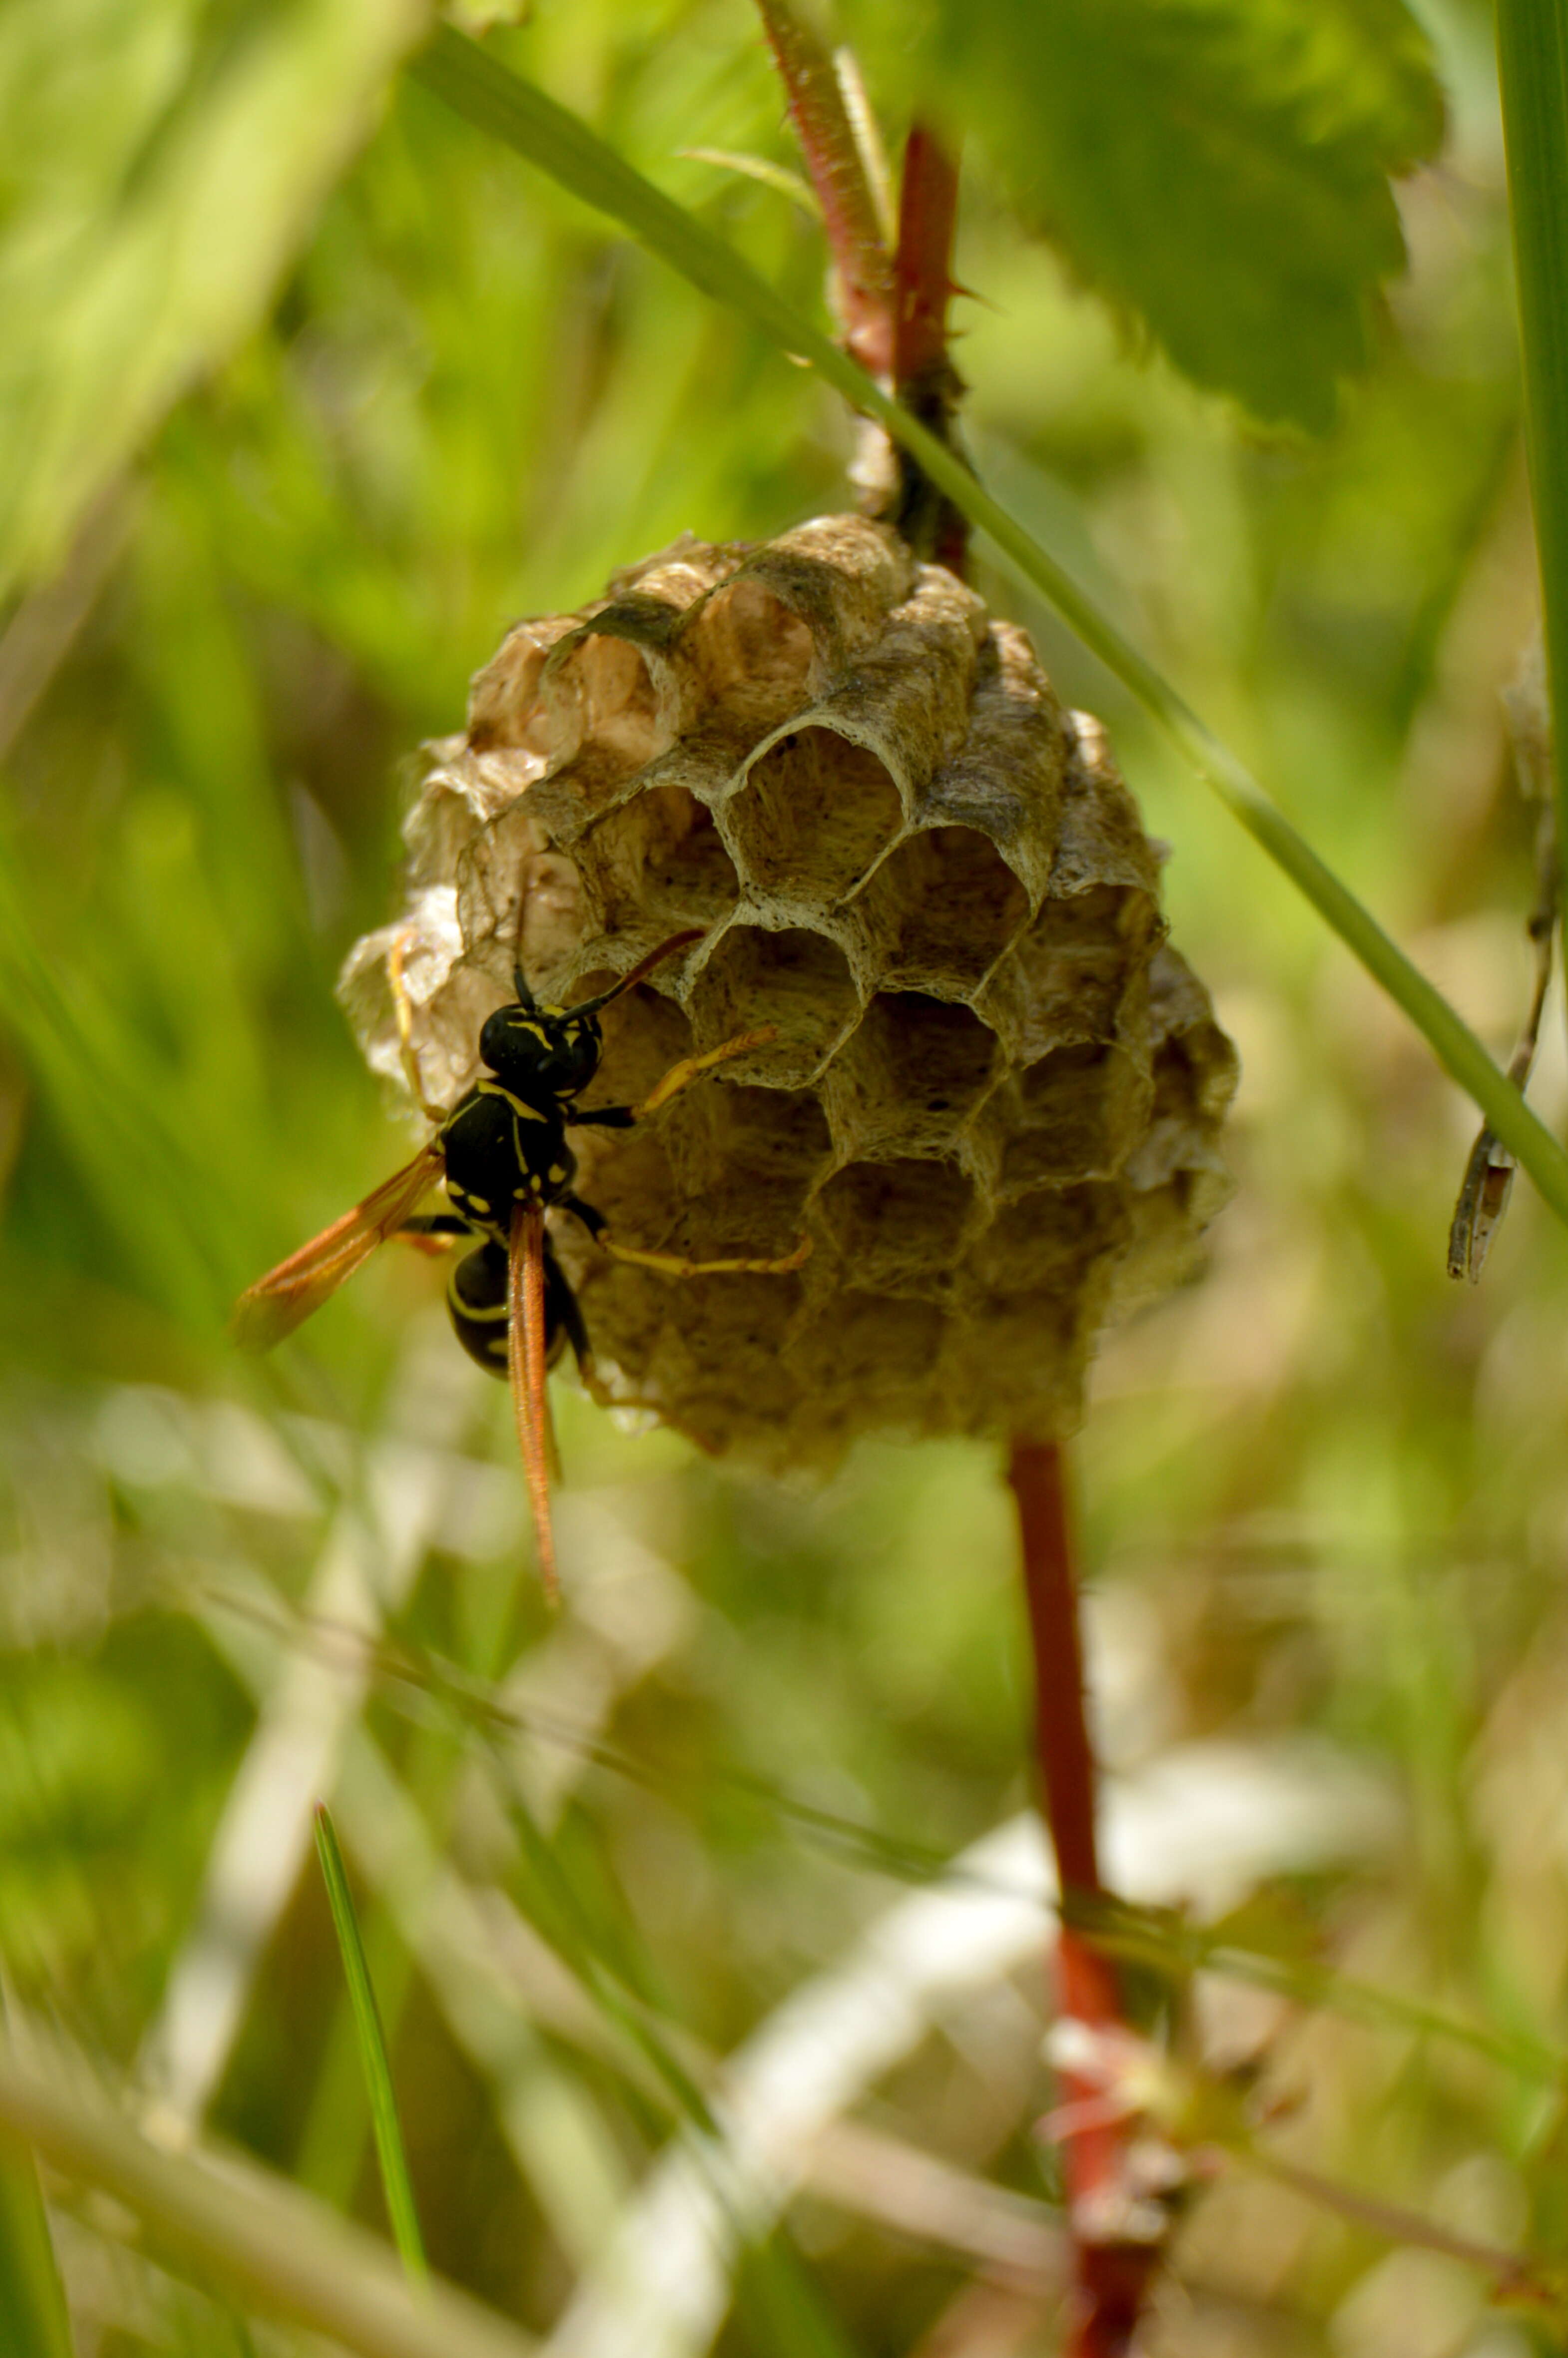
[341,514,1237,1472]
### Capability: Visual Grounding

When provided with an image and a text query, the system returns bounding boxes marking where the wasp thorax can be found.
[341,515,1237,1472]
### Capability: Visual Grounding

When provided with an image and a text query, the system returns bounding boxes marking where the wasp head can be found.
[478,1000,604,1103]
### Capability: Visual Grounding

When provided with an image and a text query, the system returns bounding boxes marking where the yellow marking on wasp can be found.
[468,1194,491,1215]
[549,1164,567,1183]
[478,1079,546,1120]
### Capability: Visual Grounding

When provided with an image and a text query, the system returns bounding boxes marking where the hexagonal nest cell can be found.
[686,922,860,1087]
[573,785,740,940]
[343,514,1238,1469]
[821,992,1001,1164]
[1001,1040,1152,1191]
[855,823,1031,994]
[723,729,905,904]
[813,1156,978,1295]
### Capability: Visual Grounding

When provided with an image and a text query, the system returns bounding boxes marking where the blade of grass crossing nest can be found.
[509,1202,558,1602]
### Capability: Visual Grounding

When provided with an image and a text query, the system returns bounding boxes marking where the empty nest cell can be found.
[555,1122,675,1262]
[724,729,905,903]
[530,629,669,837]
[822,992,1000,1162]
[673,1083,830,1195]
[999,1041,1150,1191]
[687,923,860,1087]
[656,1085,829,1255]
[940,1290,1087,1441]
[591,1265,809,1456]
[962,1182,1131,1298]
[552,627,662,756]
[690,573,817,725]
[576,786,740,937]
[812,1156,976,1293]
[783,1291,947,1430]
[464,614,575,757]
[854,824,1030,994]
[1007,884,1157,1056]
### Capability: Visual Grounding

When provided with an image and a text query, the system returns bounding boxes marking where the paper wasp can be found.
[234,929,808,1594]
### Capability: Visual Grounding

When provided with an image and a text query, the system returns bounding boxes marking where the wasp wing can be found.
[507,1202,559,1602]
[232,1145,445,1351]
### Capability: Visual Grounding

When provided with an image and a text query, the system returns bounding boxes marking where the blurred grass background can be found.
[4,1,1568,2353]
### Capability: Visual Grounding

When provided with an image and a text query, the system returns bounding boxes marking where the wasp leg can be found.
[396,1212,475,1260]
[571,1024,780,1133]
[560,1193,609,1241]
[570,1105,637,1130]
[387,929,448,1124]
[555,1277,595,1381]
[600,1236,812,1278]
[559,1191,809,1278]
[600,1234,812,1280]
[635,1024,779,1117]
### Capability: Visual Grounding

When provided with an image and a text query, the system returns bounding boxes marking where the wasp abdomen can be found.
[445,1237,587,1380]
[447,1241,513,1375]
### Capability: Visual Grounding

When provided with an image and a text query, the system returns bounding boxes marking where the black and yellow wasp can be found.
[234,929,807,1592]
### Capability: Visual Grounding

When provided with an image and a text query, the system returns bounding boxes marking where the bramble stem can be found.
[1009,1442,1160,2358]
[890,125,968,572]
[892,127,959,394]
[753,0,894,375]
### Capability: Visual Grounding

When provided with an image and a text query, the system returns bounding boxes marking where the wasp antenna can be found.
[511,964,538,1011]
[569,928,705,1018]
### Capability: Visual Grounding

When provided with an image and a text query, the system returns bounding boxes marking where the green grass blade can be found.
[313,1805,428,2285]
[0,2139,75,2358]
[0,2023,532,2358]
[408,22,1568,1232]
[1497,0,1568,945]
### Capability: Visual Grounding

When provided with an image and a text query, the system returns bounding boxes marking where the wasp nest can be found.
[341,515,1236,1472]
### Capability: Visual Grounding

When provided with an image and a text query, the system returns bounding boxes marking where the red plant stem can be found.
[893,125,960,394]
[1008,1440,1158,2358]
[754,0,894,376]
[890,124,969,573]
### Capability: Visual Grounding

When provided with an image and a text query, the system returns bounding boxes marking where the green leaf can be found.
[0,0,431,600]
[841,0,1446,428]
